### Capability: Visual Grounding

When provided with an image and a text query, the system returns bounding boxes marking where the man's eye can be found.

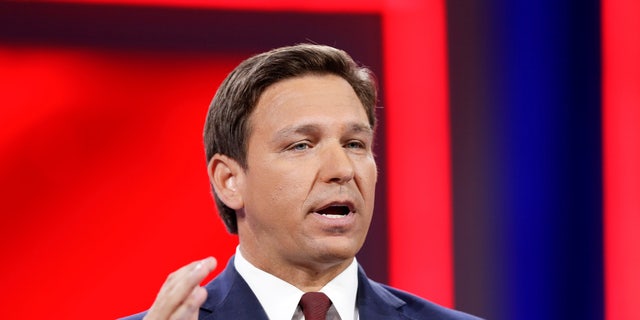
[345,141,366,149]
[290,142,311,151]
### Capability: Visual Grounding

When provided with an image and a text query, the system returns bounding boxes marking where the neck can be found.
[238,243,353,292]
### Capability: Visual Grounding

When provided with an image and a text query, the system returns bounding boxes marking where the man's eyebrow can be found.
[347,123,374,135]
[272,122,373,141]
[273,124,321,141]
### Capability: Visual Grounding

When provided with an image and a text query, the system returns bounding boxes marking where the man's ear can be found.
[208,154,244,210]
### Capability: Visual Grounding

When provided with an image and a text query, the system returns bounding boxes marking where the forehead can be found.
[248,74,370,131]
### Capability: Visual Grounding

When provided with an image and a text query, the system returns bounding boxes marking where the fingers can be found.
[144,257,217,320]
[168,286,208,320]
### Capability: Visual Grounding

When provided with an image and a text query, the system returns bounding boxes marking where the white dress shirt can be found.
[234,246,359,320]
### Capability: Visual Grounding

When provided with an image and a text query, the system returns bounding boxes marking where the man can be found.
[123,44,481,320]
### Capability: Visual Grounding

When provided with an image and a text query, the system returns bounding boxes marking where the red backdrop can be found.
[0,47,243,318]
[0,1,454,318]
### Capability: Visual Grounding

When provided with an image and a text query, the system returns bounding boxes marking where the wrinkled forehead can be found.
[252,73,368,117]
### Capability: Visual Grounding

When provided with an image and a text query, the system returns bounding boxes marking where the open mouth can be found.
[316,205,352,219]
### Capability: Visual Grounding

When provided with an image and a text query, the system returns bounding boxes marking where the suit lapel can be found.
[199,256,269,320]
[356,265,408,319]
[198,258,408,320]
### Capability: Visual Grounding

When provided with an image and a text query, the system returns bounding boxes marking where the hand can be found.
[143,257,217,320]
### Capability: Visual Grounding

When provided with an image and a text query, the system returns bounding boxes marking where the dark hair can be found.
[203,43,377,233]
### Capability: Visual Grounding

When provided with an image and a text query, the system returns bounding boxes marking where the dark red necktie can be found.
[299,292,332,320]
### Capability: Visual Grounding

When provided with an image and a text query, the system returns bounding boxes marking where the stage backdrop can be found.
[0,1,638,320]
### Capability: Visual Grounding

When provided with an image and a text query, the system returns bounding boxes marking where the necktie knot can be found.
[299,292,332,320]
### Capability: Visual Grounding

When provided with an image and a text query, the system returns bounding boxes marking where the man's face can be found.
[235,74,377,272]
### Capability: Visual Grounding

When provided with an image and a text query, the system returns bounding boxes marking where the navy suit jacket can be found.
[123,257,482,320]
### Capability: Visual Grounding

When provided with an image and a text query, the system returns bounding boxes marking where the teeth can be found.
[321,214,346,219]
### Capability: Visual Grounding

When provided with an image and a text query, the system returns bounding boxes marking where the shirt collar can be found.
[234,246,359,320]
[319,257,359,320]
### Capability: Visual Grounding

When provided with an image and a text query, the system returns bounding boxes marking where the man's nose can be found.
[320,144,355,184]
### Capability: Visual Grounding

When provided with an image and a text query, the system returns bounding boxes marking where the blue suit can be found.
[123,257,482,320]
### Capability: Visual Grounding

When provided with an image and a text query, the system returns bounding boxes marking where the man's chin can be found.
[310,240,363,264]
